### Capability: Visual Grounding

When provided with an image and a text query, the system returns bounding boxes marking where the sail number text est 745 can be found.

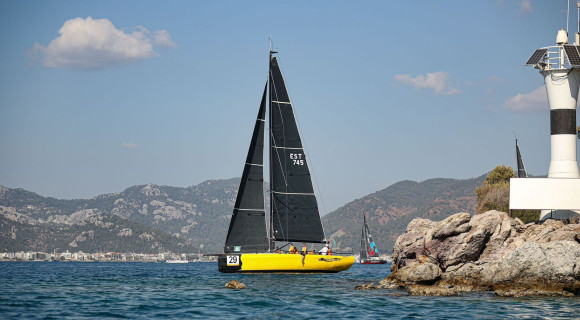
[290,153,304,165]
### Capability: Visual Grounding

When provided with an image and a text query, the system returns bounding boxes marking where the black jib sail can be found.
[224,84,270,253]
[360,214,379,262]
[269,56,325,244]
[516,139,528,178]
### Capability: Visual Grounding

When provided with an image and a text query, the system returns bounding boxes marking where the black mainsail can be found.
[269,56,325,245]
[224,84,269,253]
[516,139,528,178]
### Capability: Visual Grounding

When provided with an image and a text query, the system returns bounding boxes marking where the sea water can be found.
[0,262,578,319]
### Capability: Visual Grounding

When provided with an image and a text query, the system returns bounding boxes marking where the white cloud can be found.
[520,0,532,14]
[503,86,547,112]
[152,30,177,48]
[487,75,504,83]
[393,71,460,95]
[29,17,176,70]
[121,142,139,149]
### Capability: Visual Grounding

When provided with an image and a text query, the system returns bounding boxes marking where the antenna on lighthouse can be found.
[576,1,580,44]
[568,0,570,34]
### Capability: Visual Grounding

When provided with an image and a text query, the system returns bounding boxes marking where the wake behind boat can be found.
[218,48,354,273]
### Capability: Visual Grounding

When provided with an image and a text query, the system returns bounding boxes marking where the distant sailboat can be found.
[516,139,528,178]
[360,214,387,264]
[217,48,354,273]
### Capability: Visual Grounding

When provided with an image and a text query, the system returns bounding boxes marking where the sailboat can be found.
[516,139,528,178]
[359,214,387,264]
[217,49,354,273]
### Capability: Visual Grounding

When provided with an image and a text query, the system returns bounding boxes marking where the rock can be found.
[368,210,580,297]
[377,277,403,289]
[225,280,246,289]
[437,227,489,269]
[440,262,496,291]
[394,262,442,284]
[478,216,513,262]
[391,219,437,269]
[355,283,377,290]
[491,241,580,295]
[432,212,471,239]
[406,284,459,296]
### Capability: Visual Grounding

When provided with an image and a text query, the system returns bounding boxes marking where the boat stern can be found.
[218,254,242,273]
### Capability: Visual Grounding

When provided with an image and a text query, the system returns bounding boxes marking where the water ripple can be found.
[0,262,578,319]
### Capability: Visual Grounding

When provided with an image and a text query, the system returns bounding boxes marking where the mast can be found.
[268,47,276,252]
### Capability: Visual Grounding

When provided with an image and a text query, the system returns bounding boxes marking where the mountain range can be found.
[0,174,486,254]
[322,175,486,254]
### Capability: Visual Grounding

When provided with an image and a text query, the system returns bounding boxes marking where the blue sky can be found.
[1,0,578,212]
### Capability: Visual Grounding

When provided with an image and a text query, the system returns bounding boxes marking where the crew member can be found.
[302,243,307,255]
[319,244,329,255]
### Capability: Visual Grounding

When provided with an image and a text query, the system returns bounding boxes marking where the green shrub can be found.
[475,165,539,221]
[475,165,514,214]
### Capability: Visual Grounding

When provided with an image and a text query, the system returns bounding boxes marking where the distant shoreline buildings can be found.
[1,251,394,264]
[0,251,217,262]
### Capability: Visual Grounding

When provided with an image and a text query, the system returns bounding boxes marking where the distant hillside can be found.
[0,179,240,253]
[1,174,488,254]
[322,175,486,254]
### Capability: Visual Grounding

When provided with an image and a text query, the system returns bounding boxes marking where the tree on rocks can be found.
[475,165,515,214]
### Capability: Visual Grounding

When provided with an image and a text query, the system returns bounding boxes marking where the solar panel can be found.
[564,45,580,66]
[525,48,547,65]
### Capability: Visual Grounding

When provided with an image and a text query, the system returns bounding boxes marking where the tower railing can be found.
[534,45,576,70]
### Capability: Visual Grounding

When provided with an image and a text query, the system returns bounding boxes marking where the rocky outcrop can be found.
[362,210,580,297]
[225,280,246,289]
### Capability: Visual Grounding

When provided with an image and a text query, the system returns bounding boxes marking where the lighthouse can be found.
[539,29,580,180]
[510,5,580,221]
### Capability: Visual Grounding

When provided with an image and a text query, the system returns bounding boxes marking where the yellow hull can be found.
[218,253,354,273]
